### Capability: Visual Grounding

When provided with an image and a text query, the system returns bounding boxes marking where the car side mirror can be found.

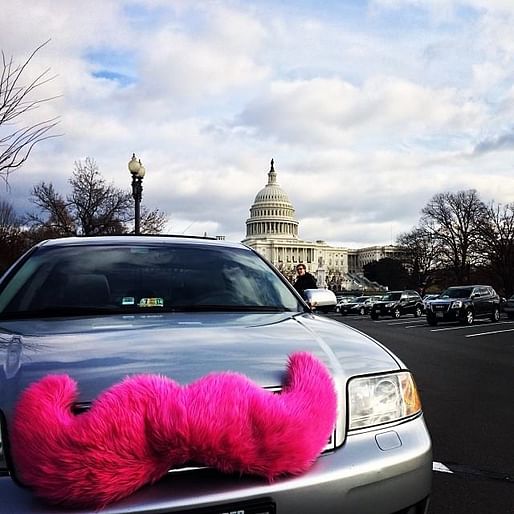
[303,289,337,310]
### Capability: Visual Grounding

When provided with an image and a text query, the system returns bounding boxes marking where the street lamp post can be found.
[128,153,146,235]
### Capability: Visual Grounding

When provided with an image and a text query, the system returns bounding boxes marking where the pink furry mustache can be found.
[11,352,337,508]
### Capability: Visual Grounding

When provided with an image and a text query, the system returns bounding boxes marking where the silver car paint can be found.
[0,236,431,513]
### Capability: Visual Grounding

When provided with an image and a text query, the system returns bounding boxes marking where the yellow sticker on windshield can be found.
[138,298,164,308]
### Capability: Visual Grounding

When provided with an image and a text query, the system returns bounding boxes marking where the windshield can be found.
[381,292,401,301]
[440,287,473,299]
[0,243,303,318]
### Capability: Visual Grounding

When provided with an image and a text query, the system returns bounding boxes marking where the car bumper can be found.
[373,307,393,316]
[0,415,431,514]
[427,309,459,321]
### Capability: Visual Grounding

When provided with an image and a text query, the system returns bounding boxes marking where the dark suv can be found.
[370,290,424,319]
[425,285,501,326]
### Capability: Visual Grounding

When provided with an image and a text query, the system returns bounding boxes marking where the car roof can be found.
[446,285,490,288]
[36,235,247,250]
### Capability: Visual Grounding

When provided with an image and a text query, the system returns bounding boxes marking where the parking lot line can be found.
[387,319,426,326]
[465,327,514,338]
[433,461,513,483]
[431,321,513,333]
[433,461,453,474]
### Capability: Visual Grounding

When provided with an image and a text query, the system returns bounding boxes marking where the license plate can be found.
[178,501,276,514]
[436,311,444,318]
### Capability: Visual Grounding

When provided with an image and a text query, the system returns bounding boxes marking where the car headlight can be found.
[348,371,422,430]
[451,300,462,309]
[385,302,395,308]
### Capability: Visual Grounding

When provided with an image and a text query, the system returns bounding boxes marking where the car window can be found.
[440,287,473,299]
[382,292,401,301]
[0,243,302,317]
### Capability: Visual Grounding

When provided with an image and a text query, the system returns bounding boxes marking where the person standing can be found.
[293,263,317,299]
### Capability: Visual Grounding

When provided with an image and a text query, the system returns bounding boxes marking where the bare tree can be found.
[28,182,76,236]
[397,227,439,293]
[139,206,168,234]
[0,199,18,229]
[480,202,514,296]
[0,200,28,272]
[420,190,487,283]
[68,158,133,235]
[1,40,60,184]
[28,157,168,236]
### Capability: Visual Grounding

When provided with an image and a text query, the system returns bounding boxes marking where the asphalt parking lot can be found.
[326,311,514,514]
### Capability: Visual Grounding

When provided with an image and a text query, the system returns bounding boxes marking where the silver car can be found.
[0,236,431,514]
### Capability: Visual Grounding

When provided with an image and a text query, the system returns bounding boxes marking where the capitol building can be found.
[242,160,403,291]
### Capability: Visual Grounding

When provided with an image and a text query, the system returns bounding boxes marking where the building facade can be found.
[242,160,399,291]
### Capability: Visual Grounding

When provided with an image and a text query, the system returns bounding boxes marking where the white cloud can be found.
[2,0,514,248]
[238,76,484,147]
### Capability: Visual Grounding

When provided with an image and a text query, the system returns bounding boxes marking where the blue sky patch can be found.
[92,70,135,86]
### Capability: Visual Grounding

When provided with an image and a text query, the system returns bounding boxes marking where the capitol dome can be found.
[245,160,299,240]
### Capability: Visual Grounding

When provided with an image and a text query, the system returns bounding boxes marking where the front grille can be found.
[432,303,450,314]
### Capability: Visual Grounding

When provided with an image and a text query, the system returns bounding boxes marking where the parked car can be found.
[503,293,514,319]
[370,290,424,320]
[422,293,440,310]
[334,296,357,313]
[338,296,379,316]
[0,236,431,514]
[425,285,501,326]
[346,295,384,316]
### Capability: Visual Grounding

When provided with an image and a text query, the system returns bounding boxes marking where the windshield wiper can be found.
[0,305,294,319]
[168,305,290,312]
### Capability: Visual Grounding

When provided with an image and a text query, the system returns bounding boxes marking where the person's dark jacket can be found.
[293,273,317,299]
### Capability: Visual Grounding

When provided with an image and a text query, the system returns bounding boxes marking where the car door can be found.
[409,292,422,314]
[472,287,487,317]
[480,286,495,317]
[403,292,415,314]
[399,292,410,313]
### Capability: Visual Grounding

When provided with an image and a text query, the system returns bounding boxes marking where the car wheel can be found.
[461,309,474,325]
[414,306,422,318]
[427,315,437,326]
[371,312,379,320]
[392,308,401,319]
[359,307,365,315]
[491,307,500,322]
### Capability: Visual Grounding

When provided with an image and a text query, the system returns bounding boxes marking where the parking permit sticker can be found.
[138,298,164,308]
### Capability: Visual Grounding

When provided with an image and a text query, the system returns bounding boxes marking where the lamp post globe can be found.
[128,153,141,174]
[128,153,145,235]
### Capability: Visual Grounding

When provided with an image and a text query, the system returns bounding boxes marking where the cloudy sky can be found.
[2,0,514,247]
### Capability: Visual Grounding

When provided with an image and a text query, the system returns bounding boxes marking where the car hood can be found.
[0,312,401,419]
[430,297,468,304]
